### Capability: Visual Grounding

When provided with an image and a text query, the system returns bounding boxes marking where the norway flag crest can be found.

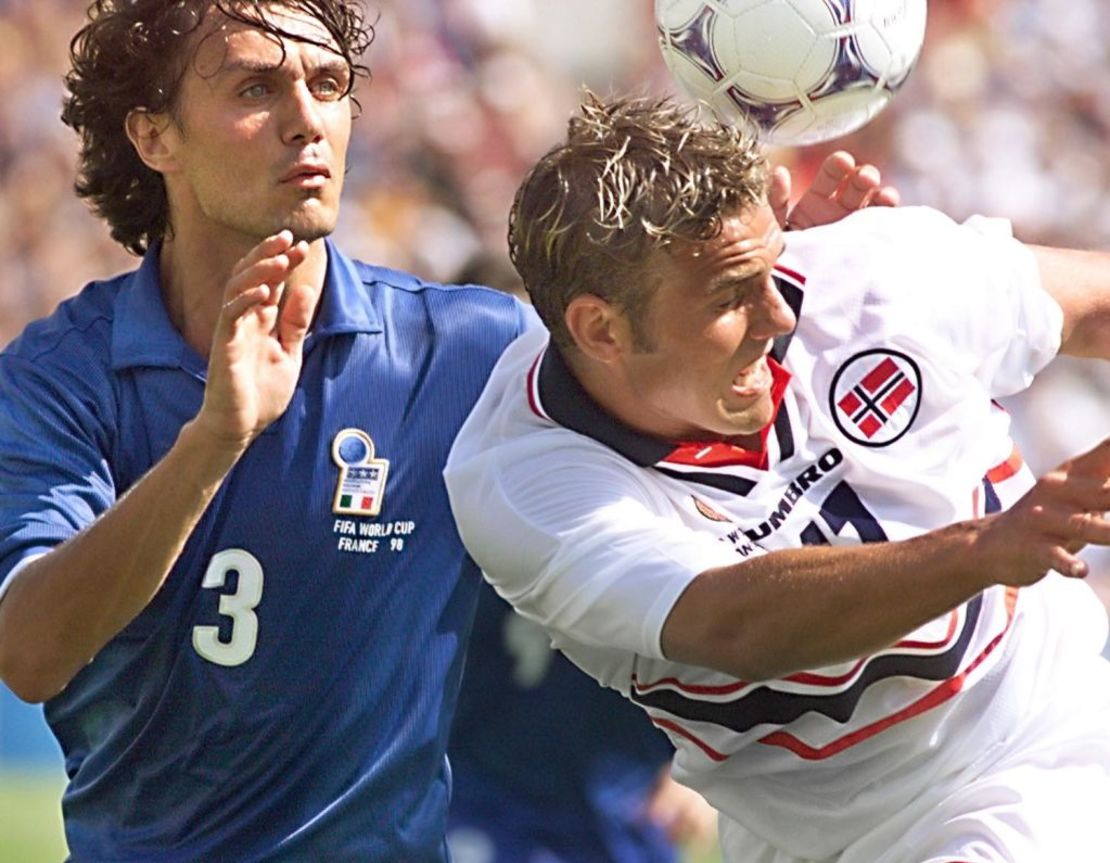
[830,349,922,447]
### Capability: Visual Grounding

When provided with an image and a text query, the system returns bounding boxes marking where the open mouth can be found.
[730,356,771,398]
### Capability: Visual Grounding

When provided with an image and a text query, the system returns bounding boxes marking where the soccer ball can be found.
[655,0,927,147]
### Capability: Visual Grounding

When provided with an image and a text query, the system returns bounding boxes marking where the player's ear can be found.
[124,109,181,175]
[564,294,634,364]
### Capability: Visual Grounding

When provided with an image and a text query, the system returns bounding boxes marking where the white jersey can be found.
[444,207,1110,859]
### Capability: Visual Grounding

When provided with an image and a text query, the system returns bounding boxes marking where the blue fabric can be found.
[448,587,678,863]
[0,241,533,862]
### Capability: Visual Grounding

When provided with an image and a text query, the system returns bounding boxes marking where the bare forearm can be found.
[661,521,992,681]
[1031,245,1110,358]
[0,421,244,702]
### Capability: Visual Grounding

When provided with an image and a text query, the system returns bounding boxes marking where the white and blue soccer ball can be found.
[655,0,927,147]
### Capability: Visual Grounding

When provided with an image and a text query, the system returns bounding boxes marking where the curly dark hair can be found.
[62,0,373,255]
[509,91,767,351]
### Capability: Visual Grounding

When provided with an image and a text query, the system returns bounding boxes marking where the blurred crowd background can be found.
[0,0,1108,790]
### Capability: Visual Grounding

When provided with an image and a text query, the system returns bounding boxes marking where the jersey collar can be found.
[111,238,383,373]
[531,342,791,469]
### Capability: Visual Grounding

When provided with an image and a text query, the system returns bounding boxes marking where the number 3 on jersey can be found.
[192,549,264,667]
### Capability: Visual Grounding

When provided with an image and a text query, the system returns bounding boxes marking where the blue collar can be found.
[111,238,383,373]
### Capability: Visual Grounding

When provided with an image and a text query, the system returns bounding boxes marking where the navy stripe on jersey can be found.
[656,467,756,496]
[770,272,804,364]
[630,594,983,731]
[537,347,672,467]
[982,479,1002,515]
[772,394,795,461]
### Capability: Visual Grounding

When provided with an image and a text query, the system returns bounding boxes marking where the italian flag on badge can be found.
[331,428,390,517]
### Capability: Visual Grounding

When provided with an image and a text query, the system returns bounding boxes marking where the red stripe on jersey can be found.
[651,717,729,762]
[986,446,1023,483]
[634,673,751,697]
[757,594,1018,761]
[784,661,865,687]
[525,351,547,420]
[773,264,806,285]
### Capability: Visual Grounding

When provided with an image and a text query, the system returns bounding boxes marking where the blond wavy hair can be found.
[509,92,767,351]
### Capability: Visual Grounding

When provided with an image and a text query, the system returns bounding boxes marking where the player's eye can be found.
[312,77,344,100]
[714,288,746,313]
[239,82,271,99]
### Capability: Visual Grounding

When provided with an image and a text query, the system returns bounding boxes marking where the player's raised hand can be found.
[977,437,1110,584]
[194,230,319,453]
[771,150,900,231]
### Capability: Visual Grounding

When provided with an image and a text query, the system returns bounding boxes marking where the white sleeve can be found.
[447,441,738,662]
[795,207,1064,398]
[0,552,46,606]
[952,213,1063,396]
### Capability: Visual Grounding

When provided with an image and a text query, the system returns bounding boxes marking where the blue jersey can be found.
[447,585,678,863]
[0,241,532,862]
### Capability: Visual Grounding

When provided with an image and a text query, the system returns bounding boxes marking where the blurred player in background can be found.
[445,93,1110,863]
[0,2,897,861]
[448,588,715,863]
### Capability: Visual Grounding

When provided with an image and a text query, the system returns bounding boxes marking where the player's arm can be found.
[1029,245,1110,359]
[0,233,316,704]
[662,436,1110,681]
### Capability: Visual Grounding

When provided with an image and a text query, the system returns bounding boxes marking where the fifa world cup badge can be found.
[331,428,390,517]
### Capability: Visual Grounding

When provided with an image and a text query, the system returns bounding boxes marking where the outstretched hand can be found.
[980,437,1110,584]
[194,230,319,454]
[770,151,900,231]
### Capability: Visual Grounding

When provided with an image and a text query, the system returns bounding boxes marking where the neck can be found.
[564,349,657,438]
[158,227,329,357]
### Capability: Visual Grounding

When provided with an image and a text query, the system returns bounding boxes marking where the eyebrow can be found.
[706,269,765,296]
[216,55,350,79]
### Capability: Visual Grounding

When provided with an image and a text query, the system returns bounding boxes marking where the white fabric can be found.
[0,551,46,606]
[445,207,1109,859]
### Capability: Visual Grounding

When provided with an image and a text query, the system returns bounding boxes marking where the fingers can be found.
[220,234,309,325]
[808,150,857,199]
[837,163,883,211]
[768,165,792,229]
[1009,487,1110,582]
[230,230,295,279]
[1048,546,1090,579]
[870,184,901,208]
[1063,436,1110,478]
[784,150,898,230]
[277,281,319,353]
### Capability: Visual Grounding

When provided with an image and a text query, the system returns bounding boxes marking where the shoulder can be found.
[785,206,1021,274]
[352,260,535,331]
[1,273,128,395]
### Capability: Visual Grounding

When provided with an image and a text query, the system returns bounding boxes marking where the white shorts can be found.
[718,655,1110,863]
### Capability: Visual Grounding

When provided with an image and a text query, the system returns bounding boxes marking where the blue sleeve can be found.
[0,352,117,585]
